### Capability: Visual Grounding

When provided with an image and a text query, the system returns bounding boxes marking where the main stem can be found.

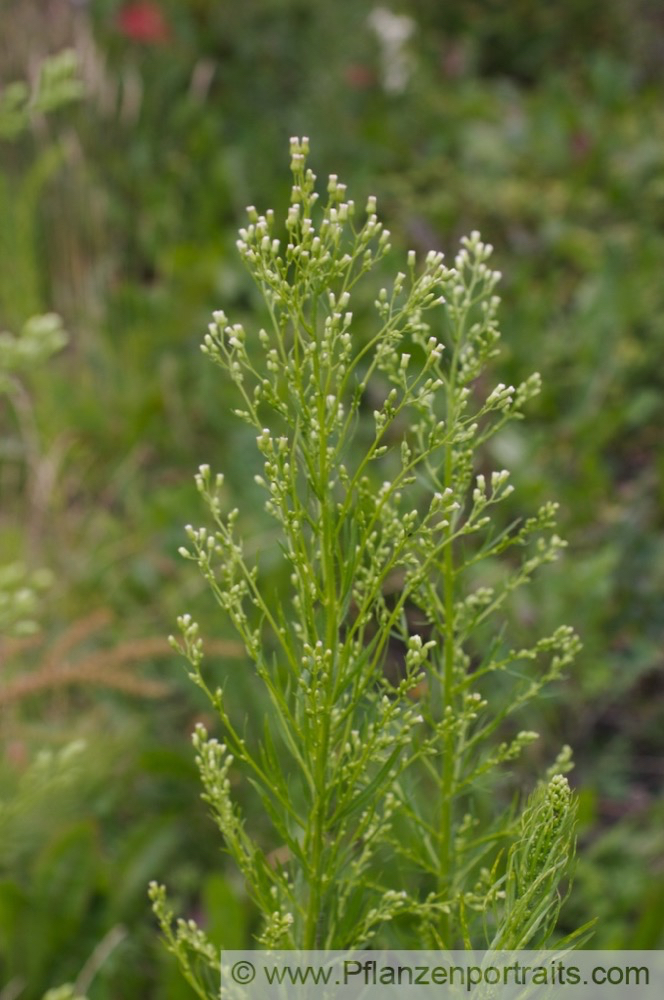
[304,304,336,949]
[439,358,458,942]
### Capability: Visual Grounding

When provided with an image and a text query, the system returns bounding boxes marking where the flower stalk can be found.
[151,140,584,987]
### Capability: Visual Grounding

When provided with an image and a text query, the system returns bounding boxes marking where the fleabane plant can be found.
[151,138,582,991]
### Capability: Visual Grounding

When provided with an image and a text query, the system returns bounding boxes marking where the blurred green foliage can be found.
[1,0,663,993]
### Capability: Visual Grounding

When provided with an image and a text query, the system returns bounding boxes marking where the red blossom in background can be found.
[117,2,171,44]
[344,64,376,90]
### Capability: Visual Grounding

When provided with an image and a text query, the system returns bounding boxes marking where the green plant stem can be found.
[439,346,459,941]
[305,314,336,948]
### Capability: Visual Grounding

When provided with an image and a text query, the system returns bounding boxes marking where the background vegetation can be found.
[1,0,663,994]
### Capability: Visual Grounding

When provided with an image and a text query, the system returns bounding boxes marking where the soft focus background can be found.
[1,0,663,994]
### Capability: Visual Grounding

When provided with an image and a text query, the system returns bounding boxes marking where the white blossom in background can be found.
[368,6,415,94]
